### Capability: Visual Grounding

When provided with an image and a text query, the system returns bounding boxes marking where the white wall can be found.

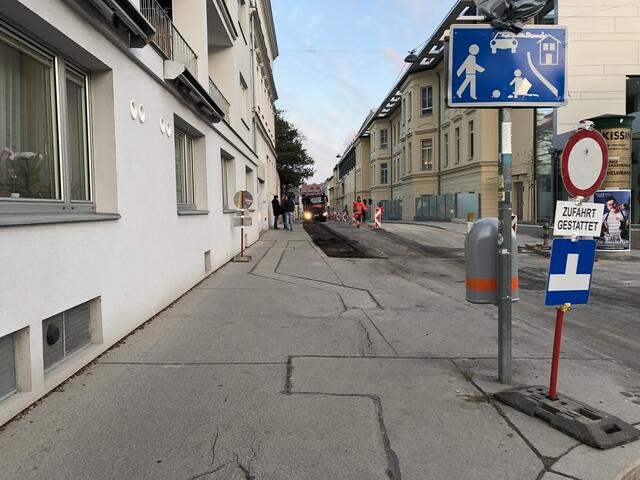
[557,0,640,133]
[0,0,278,425]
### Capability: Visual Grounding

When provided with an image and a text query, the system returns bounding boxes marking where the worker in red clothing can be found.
[352,196,366,228]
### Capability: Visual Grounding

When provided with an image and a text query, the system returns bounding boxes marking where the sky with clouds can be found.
[271,1,458,183]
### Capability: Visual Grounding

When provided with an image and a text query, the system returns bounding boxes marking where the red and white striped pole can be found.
[240,190,245,257]
[374,206,382,229]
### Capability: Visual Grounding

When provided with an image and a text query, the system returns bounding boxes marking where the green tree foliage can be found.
[275,109,314,192]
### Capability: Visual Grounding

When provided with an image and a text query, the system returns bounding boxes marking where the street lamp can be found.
[404,50,419,63]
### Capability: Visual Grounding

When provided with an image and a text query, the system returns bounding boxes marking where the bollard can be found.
[542,222,551,247]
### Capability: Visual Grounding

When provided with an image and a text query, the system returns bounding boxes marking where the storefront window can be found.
[535,108,554,222]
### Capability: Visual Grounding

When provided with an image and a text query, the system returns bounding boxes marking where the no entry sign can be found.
[561,128,608,198]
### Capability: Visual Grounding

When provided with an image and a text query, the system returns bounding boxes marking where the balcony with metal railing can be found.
[139,0,198,78]
[208,77,230,122]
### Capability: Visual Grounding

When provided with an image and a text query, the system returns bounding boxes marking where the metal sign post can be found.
[232,190,254,262]
[497,125,640,450]
[452,22,568,385]
[497,107,513,384]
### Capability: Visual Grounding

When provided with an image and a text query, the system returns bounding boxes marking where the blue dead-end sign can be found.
[545,239,597,306]
[448,25,567,108]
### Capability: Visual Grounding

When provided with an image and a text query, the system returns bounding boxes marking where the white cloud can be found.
[309,15,321,28]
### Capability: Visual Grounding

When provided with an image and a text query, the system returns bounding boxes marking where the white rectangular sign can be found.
[233,217,252,227]
[553,201,603,237]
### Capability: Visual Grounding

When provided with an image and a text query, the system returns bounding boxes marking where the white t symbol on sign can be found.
[548,254,591,292]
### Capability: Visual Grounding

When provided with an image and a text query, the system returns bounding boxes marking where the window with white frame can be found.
[380,128,388,148]
[402,147,406,174]
[468,120,475,160]
[402,98,406,124]
[455,127,460,164]
[408,92,412,121]
[421,86,433,115]
[380,163,388,184]
[0,24,91,213]
[444,132,449,167]
[221,150,234,210]
[174,129,195,209]
[408,142,412,173]
[240,73,249,126]
[42,301,92,371]
[421,139,433,170]
[0,333,16,401]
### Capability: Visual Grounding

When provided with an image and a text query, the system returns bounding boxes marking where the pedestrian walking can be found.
[271,195,282,229]
[284,194,295,231]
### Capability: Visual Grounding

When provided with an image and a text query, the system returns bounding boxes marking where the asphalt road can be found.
[317,221,640,370]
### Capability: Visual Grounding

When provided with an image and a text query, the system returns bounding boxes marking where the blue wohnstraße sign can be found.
[545,239,596,306]
[448,25,567,108]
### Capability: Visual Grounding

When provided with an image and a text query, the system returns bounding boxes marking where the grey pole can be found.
[497,107,513,384]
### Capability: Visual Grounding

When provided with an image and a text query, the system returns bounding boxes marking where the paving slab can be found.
[454,358,640,464]
[455,358,640,424]
[553,441,640,480]
[99,312,371,363]
[0,364,389,480]
[291,356,543,480]
[276,244,344,285]
[166,284,344,318]
[364,306,597,359]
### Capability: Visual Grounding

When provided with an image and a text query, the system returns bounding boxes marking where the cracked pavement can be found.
[0,222,639,479]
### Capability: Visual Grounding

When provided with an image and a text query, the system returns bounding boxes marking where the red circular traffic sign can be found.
[561,128,608,198]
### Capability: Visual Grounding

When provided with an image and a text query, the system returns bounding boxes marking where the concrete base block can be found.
[496,385,640,450]
[231,255,252,262]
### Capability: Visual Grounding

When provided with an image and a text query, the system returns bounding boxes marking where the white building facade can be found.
[0,0,279,425]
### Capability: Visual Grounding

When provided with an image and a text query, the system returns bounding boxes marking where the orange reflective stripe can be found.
[466,278,497,291]
[466,277,519,291]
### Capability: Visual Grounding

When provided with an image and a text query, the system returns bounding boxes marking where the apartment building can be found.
[0,0,279,424]
[511,1,640,226]
[333,0,640,227]
[343,1,499,222]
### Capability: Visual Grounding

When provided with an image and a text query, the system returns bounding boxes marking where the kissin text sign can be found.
[600,128,632,189]
[553,201,603,237]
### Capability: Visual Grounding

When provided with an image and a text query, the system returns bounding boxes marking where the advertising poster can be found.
[594,190,632,251]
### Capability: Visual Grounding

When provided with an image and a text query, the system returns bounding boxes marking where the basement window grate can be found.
[43,302,92,371]
[0,334,16,401]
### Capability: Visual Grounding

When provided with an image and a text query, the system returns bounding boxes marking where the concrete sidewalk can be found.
[1,223,639,480]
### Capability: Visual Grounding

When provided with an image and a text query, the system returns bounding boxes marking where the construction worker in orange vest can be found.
[352,196,365,228]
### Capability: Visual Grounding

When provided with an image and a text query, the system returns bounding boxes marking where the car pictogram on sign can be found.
[490,32,518,54]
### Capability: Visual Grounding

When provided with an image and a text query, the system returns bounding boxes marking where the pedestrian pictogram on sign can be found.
[545,239,597,306]
[448,25,567,108]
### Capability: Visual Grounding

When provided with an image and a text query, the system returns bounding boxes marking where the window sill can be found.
[0,212,121,227]
[222,208,237,214]
[178,209,209,216]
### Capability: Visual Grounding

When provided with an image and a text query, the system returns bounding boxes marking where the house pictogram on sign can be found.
[538,34,561,66]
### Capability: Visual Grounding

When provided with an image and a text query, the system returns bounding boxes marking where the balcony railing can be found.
[209,77,230,121]
[139,0,198,78]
